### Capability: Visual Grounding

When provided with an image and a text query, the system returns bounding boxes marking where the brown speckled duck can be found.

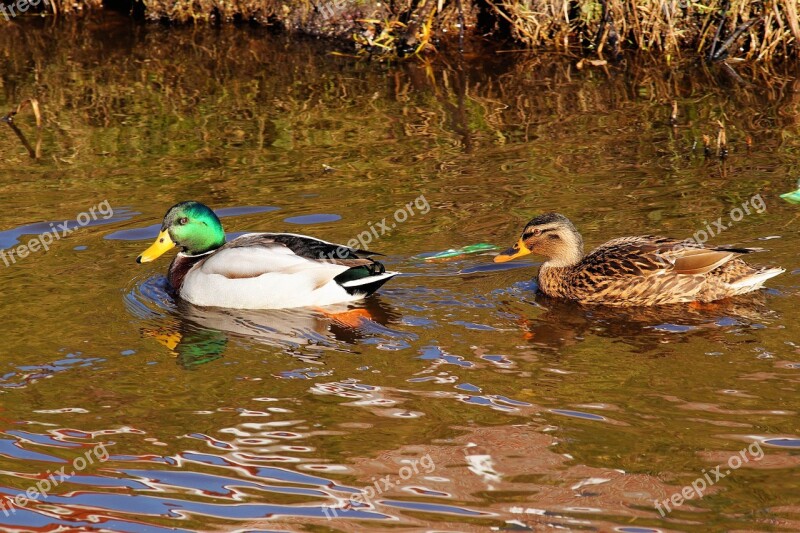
[494,213,784,306]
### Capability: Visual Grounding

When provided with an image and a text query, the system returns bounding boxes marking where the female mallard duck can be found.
[136,201,398,309]
[494,213,784,306]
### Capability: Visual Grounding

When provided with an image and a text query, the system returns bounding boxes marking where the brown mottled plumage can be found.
[495,213,784,306]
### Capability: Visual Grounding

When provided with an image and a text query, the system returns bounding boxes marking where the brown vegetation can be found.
[489,0,800,62]
[0,0,798,61]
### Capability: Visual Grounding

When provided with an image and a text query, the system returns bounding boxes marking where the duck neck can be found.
[542,247,583,269]
[168,252,211,291]
[538,260,576,299]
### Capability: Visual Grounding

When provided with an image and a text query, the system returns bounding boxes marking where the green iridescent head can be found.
[136,201,226,263]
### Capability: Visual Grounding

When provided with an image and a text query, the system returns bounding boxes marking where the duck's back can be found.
[537,235,782,306]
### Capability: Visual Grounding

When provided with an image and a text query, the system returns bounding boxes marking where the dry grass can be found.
[490,0,799,62]
[0,0,796,61]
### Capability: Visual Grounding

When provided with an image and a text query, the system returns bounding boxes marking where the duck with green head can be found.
[137,201,398,309]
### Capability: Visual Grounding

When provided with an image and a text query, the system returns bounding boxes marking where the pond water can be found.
[1,15,800,532]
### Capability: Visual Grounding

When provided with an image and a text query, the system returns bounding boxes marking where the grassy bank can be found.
[502,1,798,61]
[0,1,798,61]
[0,0,800,61]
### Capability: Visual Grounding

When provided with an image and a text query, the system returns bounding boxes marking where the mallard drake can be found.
[494,213,784,306]
[136,201,398,309]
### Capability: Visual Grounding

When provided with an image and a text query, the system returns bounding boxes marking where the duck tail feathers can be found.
[339,271,399,296]
[730,267,785,290]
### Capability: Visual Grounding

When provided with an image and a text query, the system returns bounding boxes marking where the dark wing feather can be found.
[225,233,380,267]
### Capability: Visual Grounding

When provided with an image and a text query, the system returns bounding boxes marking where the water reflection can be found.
[171,298,403,367]
[505,290,781,353]
[127,274,405,367]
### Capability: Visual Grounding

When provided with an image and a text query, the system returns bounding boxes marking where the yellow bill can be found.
[493,238,531,263]
[136,229,175,263]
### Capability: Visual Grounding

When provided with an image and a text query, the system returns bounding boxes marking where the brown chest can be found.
[168,254,205,291]
[537,266,573,298]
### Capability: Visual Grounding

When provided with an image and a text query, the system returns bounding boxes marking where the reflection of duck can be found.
[495,213,784,306]
[509,290,776,353]
[136,201,398,309]
[143,297,402,368]
[145,325,229,368]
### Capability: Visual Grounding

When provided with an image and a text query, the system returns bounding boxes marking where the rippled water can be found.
[1,16,800,531]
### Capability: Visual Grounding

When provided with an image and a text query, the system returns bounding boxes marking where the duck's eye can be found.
[179,217,189,225]
[532,228,542,236]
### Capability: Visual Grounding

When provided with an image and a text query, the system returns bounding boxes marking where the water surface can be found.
[1,17,800,531]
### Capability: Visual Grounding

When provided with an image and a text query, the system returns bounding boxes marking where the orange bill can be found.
[493,238,531,263]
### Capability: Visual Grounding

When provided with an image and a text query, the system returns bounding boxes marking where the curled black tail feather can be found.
[370,260,386,275]
[334,260,395,296]
[334,260,385,285]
